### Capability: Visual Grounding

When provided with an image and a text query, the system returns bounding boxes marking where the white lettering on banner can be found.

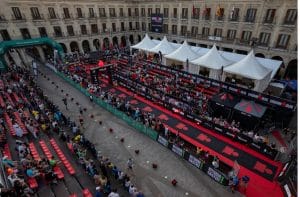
[158,136,168,147]
[215,127,223,132]
[284,184,291,197]
[229,87,237,92]
[207,167,222,182]
[270,99,281,105]
[172,145,183,157]
[188,155,201,168]
[248,93,258,98]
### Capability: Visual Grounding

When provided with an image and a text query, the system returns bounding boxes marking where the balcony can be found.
[11,14,26,22]
[99,14,107,18]
[63,13,73,20]
[0,16,8,24]
[32,14,45,21]
[215,15,224,21]
[202,15,211,21]
[244,16,256,23]
[76,13,85,19]
[180,14,188,20]
[52,32,65,38]
[228,16,239,22]
[282,20,296,26]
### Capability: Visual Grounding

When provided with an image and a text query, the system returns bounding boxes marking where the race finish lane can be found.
[99,79,280,181]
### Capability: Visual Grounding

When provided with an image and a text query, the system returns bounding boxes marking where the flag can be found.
[230,6,235,19]
[192,5,196,17]
[216,5,222,17]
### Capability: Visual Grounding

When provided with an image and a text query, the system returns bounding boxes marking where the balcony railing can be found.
[228,16,239,22]
[244,16,256,23]
[215,15,224,21]
[32,14,45,21]
[76,13,85,19]
[202,15,211,20]
[99,14,107,18]
[11,14,26,21]
[63,13,73,20]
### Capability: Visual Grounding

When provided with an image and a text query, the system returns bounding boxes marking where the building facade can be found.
[0,0,297,78]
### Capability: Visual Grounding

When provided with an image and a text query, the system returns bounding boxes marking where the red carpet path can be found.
[97,79,284,197]
[272,130,288,148]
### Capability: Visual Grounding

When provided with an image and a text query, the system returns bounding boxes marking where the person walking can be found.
[127,158,133,170]
[62,98,68,110]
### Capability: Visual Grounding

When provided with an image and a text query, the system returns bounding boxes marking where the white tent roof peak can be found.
[191,44,232,69]
[164,40,199,62]
[224,50,272,80]
[130,33,157,51]
[149,36,177,55]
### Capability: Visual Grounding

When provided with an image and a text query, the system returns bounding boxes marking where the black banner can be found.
[151,14,163,33]
[90,67,99,84]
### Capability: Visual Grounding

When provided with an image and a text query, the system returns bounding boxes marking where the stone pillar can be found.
[89,39,96,52]
[37,47,46,62]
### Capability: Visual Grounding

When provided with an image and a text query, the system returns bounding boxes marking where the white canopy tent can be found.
[164,40,199,71]
[130,34,157,51]
[223,50,272,92]
[190,44,232,80]
[149,36,177,65]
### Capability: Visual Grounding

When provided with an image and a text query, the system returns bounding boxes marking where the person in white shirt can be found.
[108,189,120,197]
[129,184,137,196]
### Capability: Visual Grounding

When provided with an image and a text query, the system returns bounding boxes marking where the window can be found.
[128,8,132,17]
[135,22,139,30]
[276,34,290,49]
[121,22,125,31]
[112,23,116,32]
[258,32,271,46]
[89,8,95,18]
[245,8,257,22]
[77,8,83,18]
[67,25,74,36]
[192,8,200,19]
[109,8,116,17]
[99,8,106,17]
[0,30,11,41]
[284,9,297,24]
[264,9,276,23]
[156,8,160,14]
[141,8,145,17]
[135,8,139,16]
[80,25,87,35]
[216,7,224,20]
[202,27,210,36]
[129,22,133,30]
[229,8,239,21]
[20,28,31,39]
[38,27,47,37]
[172,25,177,34]
[119,8,123,17]
[63,8,70,19]
[182,8,188,19]
[191,26,198,36]
[53,26,62,37]
[163,24,168,33]
[227,29,236,40]
[163,8,169,18]
[30,7,41,19]
[48,7,56,19]
[102,23,107,32]
[203,8,211,20]
[148,23,151,30]
[148,8,152,17]
[142,22,146,31]
[181,26,187,36]
[214,28,222,37]
[241,31,252,42]
[12,7,22,20]
[173,8,177,18]
[91,24,98,34]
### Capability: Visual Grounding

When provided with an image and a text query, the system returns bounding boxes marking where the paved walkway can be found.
[37,64,241,197]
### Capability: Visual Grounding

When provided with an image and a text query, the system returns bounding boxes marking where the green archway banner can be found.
[0,37,64,70]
